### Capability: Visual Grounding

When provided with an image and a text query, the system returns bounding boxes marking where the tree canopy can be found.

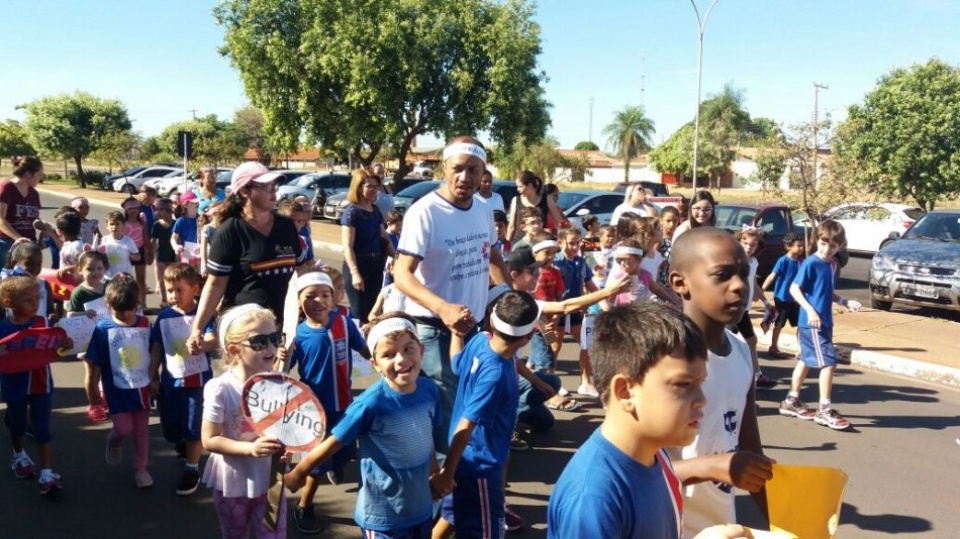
[0,120,36,160]
[19,92,132,187]
[834,58,960,210]
[602,105,655,181]
[158,114,248,166]
[648,124,730,187]
[214,0,551,179]
[573,140,599,151]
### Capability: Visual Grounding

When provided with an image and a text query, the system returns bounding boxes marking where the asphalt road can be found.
[2,192,955,538]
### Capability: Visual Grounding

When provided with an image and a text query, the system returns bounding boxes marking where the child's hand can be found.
[694,524,754,539]
[149,379,160,397]
[86,309,98,319]
[276,346,290,365]
[847,299,862,313]
[723,451,776,493]
[805,309,821,329]
[250,436,283,457]
[283,469,307,492]
[606,272,631,292]
[429,470,456,499]
[533,378,557,399]
[59,336,74,351]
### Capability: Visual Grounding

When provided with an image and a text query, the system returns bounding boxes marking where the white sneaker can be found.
[135,469,154,489]
[577,384,599,398]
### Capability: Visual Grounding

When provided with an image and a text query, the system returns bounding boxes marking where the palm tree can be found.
[603,105,655,181]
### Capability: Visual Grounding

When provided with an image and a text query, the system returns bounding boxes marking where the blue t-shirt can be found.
[554,254,593,300]
[290,313,366,417]
[331,377,443,531]
[86,316,152,414]
[0,316,54,401]
[772,254,801,303]
[172,216,198,244]
[449,332,519,478]
[195,188,225,214]
[793,254,837,328]
[548,429,681,539]
[340,205,385,256]
[44,237,60,270]
[299,224,315,263]
[150,307,216,388]
[140,204,155,231]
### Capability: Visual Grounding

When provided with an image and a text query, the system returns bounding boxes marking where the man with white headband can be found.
[394,135,508,454]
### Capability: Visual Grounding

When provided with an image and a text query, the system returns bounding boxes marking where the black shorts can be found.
[560,312,584,331]
[131,246,146,266]
[774,299,800,328]
[732,310,756,339]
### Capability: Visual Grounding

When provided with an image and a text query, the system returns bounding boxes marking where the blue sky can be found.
[4,0,960,152]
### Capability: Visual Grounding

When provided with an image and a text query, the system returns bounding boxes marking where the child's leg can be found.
[6,399,28,453]
[770,324,783,351]
[131,409,150,472]
[28,394,54,470]
[155,261,169,304]
[298,475,321,509]
[578,316,596,390]
[213,490,254,539]
[518,373,561,432]
[788,361,810,395]
[135,263,148,306]
[108,411,133,449]
[819,365,836,406]
[252,492,287,538]
[184,387,204,467]
[432,517,454,539]
[452,474,505,539]
[83,360,101,407]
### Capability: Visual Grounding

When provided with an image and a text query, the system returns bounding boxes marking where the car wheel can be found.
[122,184,137,195]
[870,296,892,311]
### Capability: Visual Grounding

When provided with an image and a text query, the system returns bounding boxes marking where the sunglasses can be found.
[238,331,285,351]
[247,183,279,193]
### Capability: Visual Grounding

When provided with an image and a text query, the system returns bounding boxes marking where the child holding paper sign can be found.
[0,275,73,495]
[67,251,110,423]
[172,191,201,273]
[148,263,218,496]
[202,304,287,539]
[282,270,371,535]
[85,274,155,489]
[285,312,442,538]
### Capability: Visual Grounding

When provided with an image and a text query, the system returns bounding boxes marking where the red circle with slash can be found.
[241,372,326,452]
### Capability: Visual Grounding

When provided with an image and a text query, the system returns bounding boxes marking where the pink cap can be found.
[230,162,285,192]
[179,190,199,205]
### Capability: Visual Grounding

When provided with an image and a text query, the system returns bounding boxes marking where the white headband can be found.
[615,246,645,258]
[296,271,334,293]
[218,304,267,350]
[442,142,487,163]
[490,310,539,337]
[532,240,559,254]
[366,317,418,355]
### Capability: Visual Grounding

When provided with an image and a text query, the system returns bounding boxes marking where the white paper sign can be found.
[180,241,201,266]
[84,297,111,322]
[57,316,96,356]
[350,318,373,378]
[106,326,151,389]
[242,373,325,451]
[160,316,209,379]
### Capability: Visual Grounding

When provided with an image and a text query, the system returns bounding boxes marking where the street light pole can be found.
[690,0,721,193]
[813,83,828,189]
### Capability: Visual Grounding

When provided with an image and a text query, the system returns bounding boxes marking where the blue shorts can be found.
[440,473,505,539]
[798,326,838,368]
[158,385,204,443]
[360,520,432,539]
[6,393,53,444]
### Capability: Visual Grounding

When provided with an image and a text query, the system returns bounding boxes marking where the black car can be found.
[390,179,516,216]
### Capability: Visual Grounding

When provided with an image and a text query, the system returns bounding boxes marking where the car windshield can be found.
[216,171,232,182]
[902,213,960,242]
[293,174,322,188]
[397,181,441,198]
[715,206,758,228]
[557,192,589,211]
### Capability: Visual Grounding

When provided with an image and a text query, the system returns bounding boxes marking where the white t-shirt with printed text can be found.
[102,235,138,278]
[397,191,497,320]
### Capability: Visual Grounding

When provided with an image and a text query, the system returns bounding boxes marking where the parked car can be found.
[869,210,960,312]
[556,191,623,231]
[613,181,672,197]
[612,181,687,216]
[175,170,234,197]
[411,161,435,178]
[824,202,924,254]
[112,166,183,194]
[320,177,433,221]
[147,167,233,197]
[274,172,352,217]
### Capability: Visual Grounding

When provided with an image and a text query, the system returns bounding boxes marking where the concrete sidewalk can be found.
[38,183,960,389]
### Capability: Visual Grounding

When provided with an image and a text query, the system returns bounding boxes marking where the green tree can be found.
[834,58,960,210]
[497,136,565,183]
[214,0,550,180]
[90,130,141,173]
[233,105,271,164]
[20,92,132,187]
[648,124,729,187]
[0,120,36,161]
[158,115,247,166]
[602,105,655,181]
[573,140,599,151]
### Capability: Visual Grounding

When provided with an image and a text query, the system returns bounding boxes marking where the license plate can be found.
[902,283,939,299]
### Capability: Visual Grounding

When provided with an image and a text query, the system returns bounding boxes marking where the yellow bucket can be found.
[765,464,848,539]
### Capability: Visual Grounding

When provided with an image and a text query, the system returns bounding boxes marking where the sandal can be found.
[767,346,787,359]
[546,397,581,412]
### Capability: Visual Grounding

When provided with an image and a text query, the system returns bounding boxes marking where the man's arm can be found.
[393,253,473,334]
[488,246,507,285]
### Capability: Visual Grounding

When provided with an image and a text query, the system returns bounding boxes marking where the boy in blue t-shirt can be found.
[148,263,217,496]
[281,270,370,534]
[432,290,539,539]
[760,232,805,358]
[553,226,599,396]
[285,312,444,538]
[780,220,861,431]
[549,302,748,539]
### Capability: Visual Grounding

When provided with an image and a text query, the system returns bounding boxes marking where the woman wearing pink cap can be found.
[187,162,305,352]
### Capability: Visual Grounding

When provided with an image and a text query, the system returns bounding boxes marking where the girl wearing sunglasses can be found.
[201,304,287,538]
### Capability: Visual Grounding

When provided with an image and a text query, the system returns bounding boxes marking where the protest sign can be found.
[0,327,69,373]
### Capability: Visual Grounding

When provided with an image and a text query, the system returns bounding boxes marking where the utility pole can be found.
[188,109,198,120]
[812,83,828,189]
[690,0,721,193]
[589,97,595,143]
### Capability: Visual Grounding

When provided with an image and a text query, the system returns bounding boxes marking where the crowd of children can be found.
[0,170,865,539]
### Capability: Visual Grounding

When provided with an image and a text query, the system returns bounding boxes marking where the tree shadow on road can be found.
[829,382,940,405]
[838,502,932,534]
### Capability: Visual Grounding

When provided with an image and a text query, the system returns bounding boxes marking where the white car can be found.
[150,167,233,197]
[112,166,182,194]
[825,202,925,253]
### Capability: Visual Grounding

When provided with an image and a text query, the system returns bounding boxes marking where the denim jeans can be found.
[416,320,477,457]
[517,372,561,432]
[527,331,556,372]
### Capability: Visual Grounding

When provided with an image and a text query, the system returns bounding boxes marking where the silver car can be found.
[869,210,960,312]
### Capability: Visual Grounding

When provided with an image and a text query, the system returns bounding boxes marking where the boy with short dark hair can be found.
[761,232,805,357]
[512,207,543,251]
[549,301,750,538]
[492,210,511,256]
[780,220,861,430]
[433,290,540,538]
[553,227,599,396]
[148,263,218,495]
[667,227,774,537]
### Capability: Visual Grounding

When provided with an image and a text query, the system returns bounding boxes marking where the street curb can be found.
[754,323,960,389]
